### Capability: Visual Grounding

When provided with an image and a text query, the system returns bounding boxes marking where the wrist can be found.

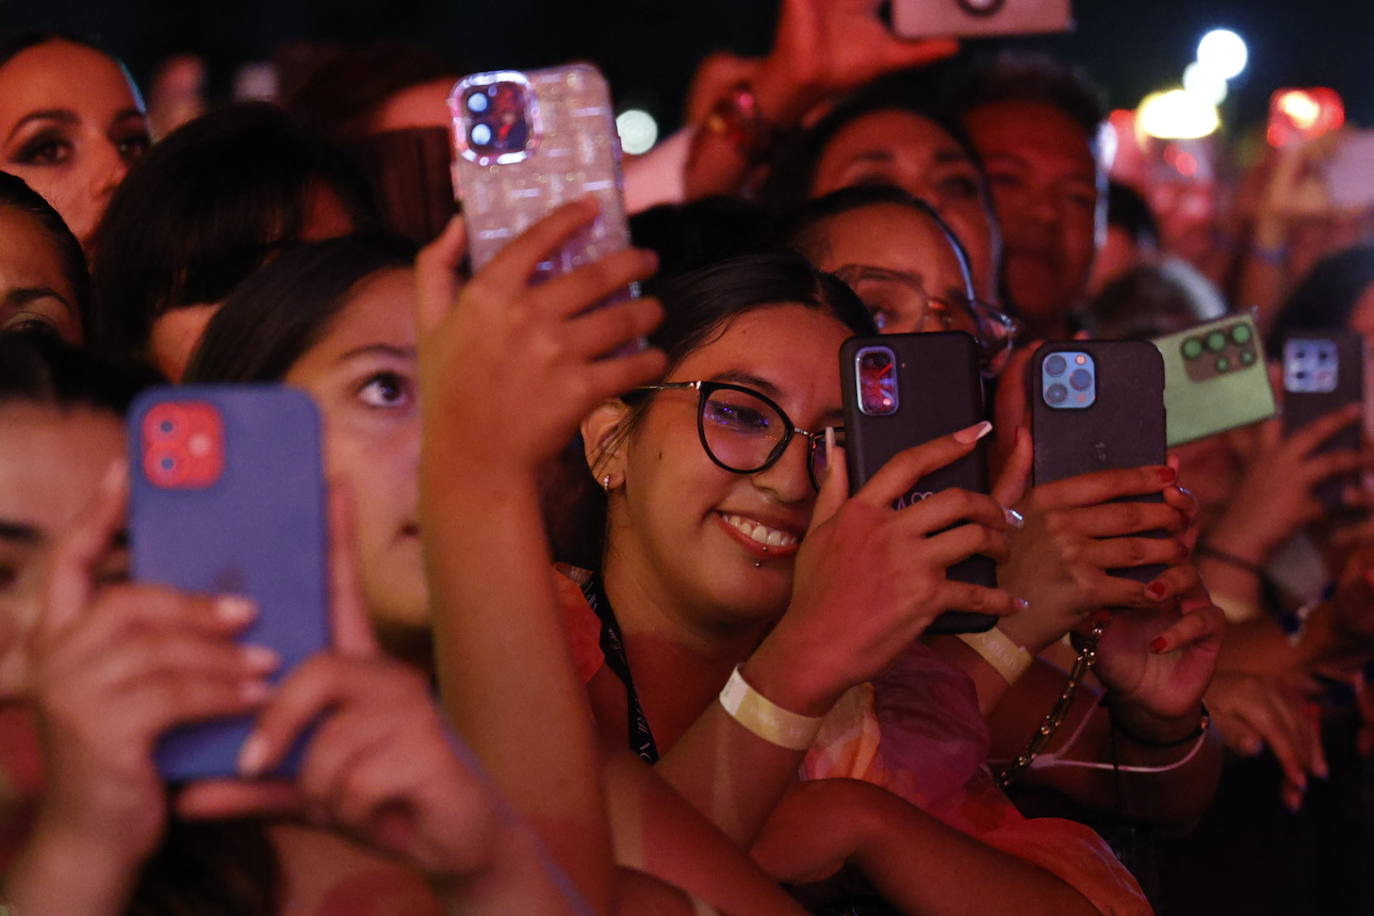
[1104,694,1207,747]
[7,816,138,915]
[741,638,840,718]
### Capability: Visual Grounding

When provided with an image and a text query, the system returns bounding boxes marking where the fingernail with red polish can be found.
[1014,597,1030,612]
[1157,466,1177,484]
[1150,636,1169,653]
[1004,506,1025,529]
[1146,581,1169,601]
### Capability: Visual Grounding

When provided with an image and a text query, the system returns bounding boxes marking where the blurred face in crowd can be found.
[810,109,1001,302]
[598,306,850,632]
[801,202,972,335]
[367,78,456,134]
[0,402,123,685]
[146,183,358,382]
[962,100,1102,333]
[0,40,149,249]
[0,206,81,343]
[283,267,426,651]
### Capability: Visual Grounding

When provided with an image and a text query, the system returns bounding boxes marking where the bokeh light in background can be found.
[1196,28,1249,81]
[615,108,658,155]
[1138,89,1221,141]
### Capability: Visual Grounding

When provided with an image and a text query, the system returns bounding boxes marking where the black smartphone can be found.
[1030,341,1167,584]
[1281,331,1364,518]
[840,331,996,634]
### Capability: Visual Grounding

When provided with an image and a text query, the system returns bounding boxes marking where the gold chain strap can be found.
[995,617,1107,788]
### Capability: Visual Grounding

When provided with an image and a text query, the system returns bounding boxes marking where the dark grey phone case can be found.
[840,331,995,634]
[1030,340,1168,584]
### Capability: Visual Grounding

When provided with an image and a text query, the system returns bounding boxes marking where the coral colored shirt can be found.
[552,566,1150,915]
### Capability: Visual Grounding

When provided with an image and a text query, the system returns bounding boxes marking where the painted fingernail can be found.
[1157,466,1177,484]
[1145,581,1169,601]
[240,645,280,672]
[1013,597,1030,612]
[215,596,258,624]
[1176,485,1199,508]
[238,732,268,777]
[954,421,993,444]
[1150,636,1169,653]
[1004,506,1025,529]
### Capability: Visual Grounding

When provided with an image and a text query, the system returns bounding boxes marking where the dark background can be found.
[2,0,1370,134]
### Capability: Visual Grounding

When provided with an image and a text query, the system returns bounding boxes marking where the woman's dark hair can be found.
[90,102,381,359]
[1268,245,1374,352]
[783,184,975,299]
[185,233,416,384]
[1082,258,1227,341]
[1105,181,1160,250]
[553,249,876,569]
[0,331,159,414]
[0,170,91,331]
[760,64,982,217]
[631,196,772,286]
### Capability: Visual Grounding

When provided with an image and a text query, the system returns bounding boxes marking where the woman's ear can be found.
[581,399,632,487]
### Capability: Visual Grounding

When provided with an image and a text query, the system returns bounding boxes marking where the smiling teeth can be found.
[723,514,797,548]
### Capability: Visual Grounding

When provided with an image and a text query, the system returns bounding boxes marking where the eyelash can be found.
[15,132,72,166]
[356,371,414,410]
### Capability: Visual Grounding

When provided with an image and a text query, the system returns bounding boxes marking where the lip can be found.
[714,511,803,560]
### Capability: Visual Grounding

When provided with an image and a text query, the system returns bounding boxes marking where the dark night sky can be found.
[3,0,1371,133]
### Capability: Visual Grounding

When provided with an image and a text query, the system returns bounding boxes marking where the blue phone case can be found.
[127,385,331,781]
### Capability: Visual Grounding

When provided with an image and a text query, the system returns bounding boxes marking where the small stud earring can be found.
[601,474,613,492]
[753,561,761,568]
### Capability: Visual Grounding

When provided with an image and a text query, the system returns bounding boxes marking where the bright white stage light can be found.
[616,109,658,155]
[1197,29,1248,80]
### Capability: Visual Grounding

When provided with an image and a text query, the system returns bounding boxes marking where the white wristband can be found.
[955,627,1033,686]
[718,665,824,751]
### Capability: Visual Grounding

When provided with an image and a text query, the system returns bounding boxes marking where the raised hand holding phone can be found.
[416,200,666,472]
[7,465,273,915]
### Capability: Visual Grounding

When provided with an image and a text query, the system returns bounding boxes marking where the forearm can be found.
[4,822,137,916]
[422,450,611,910]
[439,819,587,916]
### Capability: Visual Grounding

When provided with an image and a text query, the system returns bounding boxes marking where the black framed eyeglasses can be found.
[629,381,841,492]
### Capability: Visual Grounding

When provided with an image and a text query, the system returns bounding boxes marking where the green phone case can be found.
[1152,314,1277,446]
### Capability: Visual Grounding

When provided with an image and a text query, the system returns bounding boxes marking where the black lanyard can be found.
[581,574,660,764]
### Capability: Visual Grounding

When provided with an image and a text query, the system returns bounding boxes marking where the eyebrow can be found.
[3,287,72,312]
[706,370,844,425]
[836,263,927,289]
[6,109,77,143]
[0,520,40,544]
[335,343,416,363]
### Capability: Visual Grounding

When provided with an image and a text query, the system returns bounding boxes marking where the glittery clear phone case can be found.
[450,63,632,286]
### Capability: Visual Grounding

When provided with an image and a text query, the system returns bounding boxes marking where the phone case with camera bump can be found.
[1281,331,1364,517]
[840,332,996,634]
[1153,314,1276,447]
[128,386,330,782]
[1030,341,1167,584]
[450,64,632,289]
[890,0,1072,39]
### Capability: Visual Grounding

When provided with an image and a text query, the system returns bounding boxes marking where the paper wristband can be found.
[955,627,1032,686]
[718,666,824,751]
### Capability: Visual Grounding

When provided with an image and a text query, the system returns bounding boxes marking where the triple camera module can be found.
[1041,351,1096,409]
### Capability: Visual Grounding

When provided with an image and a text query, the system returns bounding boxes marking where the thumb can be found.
[415,215,467,336]
[992,425,1032,507]
[41,459,128,641]
[809,428,850,535]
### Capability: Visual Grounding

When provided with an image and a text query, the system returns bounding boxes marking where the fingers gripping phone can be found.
[1281,332,1365,517]
[1152,313,1276,447]
[889,0,1072,39]
[449,64,637,315]
[128,386,330,781]
[840,332,996,634]
[1030,341,1168,584]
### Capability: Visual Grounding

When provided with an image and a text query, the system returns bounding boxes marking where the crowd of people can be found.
[2,2,1374,912]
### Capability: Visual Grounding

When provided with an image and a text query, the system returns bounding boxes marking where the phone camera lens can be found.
[1046,383,1068,405]
[158,419,175,434]
[467,92,489,113]
[470,123,493,147]
[1069,368,1093,391]
[1045,354,1067,376]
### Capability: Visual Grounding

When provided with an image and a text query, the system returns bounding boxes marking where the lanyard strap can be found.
[581,574,660,764]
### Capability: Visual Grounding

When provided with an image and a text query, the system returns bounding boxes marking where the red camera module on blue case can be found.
[142,401,224,489]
